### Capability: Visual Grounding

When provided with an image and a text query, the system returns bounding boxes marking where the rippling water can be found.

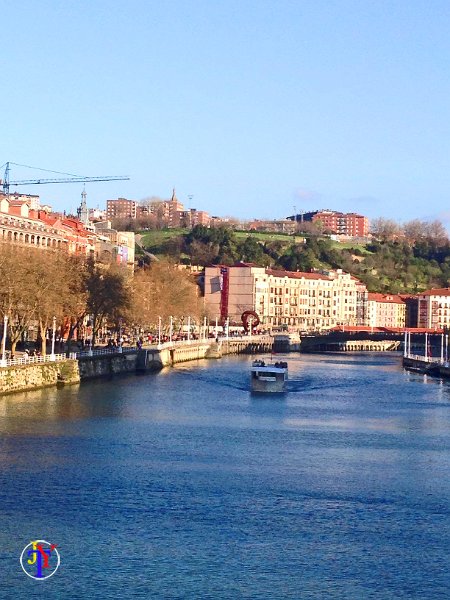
[1,353,450,598]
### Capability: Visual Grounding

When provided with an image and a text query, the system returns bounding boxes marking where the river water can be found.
[1,353,450,599]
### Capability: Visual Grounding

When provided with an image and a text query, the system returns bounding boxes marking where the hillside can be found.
[138,226,450,294]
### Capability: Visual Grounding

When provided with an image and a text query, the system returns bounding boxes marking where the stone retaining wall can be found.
[0,360,80,395]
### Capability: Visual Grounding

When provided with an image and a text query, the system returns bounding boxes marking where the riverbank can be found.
[0,336,275,395]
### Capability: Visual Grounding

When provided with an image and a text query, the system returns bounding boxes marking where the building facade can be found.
[288,209,369,238]
[418,288,450,329]
[247,219,297,234]
[366,293,406,328]
[106,198,137,220]
[204,264,367,329]
[0,194,135,268]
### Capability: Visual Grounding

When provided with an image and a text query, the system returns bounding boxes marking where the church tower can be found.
[77,187,90,226]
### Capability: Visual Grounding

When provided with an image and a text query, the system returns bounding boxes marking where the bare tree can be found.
[85,260,132,345]
[132,261,201,328]
[370,218,401,242]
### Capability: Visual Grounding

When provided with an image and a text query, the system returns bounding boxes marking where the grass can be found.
[136,228,371,256]
[138,229,188,252]
[233,230,294,242]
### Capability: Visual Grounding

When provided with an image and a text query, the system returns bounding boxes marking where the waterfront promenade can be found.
[0,335,274,395]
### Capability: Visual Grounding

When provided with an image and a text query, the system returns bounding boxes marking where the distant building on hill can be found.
[247,219,297,234]
[106,197,137,220]
[287,209,369,238]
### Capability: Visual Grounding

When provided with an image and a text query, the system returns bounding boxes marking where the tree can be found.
[30,250,74,355]
[370,218,401,242]
[0,245,38,354]
[131,261,201,327]
[61,256,89,353]
[85,260,132,345]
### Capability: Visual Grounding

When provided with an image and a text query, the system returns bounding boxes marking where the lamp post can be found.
[225,317,229,341]
[1,315,8,367]
[118,318,123,353]
[158,316,162,347]
[169,316,173,344]
[50,316,57,360]
[203,316,207,341]
[445,333,448,362]
[187,316,191,342]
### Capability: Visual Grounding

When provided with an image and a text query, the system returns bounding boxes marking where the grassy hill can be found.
[136,225,450,294]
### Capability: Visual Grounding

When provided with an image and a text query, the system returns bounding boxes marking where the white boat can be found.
[250,360,288,393]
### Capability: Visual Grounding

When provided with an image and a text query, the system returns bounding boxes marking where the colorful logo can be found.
[20,540,60,580]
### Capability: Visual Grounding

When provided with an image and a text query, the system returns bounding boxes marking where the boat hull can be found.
[250,364,288,393]
[251,377,286,393]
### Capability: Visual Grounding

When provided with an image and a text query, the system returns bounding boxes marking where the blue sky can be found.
[3,0,450,223]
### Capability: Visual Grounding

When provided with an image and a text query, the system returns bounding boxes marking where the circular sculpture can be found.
[241,310,260,333]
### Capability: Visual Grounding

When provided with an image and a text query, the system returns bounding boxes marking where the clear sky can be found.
[3,0,450,223]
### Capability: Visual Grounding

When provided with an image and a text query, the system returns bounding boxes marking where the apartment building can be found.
[106,197,137,220]
[417,288,450,329]
[204,263,367,329]
[247,219,297,234]
[288,210,369,238]
[0,194,134,268]
[366,293,406,328]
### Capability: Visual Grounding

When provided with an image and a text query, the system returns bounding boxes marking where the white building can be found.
[418,288,450,329]
[204,263,367,329]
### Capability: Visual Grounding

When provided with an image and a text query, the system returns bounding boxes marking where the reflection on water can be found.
[2,352,450,597]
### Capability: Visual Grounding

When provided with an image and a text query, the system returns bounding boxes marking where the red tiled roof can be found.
[367,293,405,304]
[419,288,450,297]
[266,269,332,280]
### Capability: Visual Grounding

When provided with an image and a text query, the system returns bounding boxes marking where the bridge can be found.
[300,327,445,353]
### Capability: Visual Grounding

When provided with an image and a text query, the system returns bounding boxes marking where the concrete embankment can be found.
[0,360,80,395]
[302,338,400,352]
[0,336,275,395]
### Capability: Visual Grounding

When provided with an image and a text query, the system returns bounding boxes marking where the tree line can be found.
[142,221,450,294]
[0,244,201,354]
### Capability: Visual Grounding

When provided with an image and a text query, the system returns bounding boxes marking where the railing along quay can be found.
[0,335,275,367]
[1,353,77,368]
[75,335,274,356]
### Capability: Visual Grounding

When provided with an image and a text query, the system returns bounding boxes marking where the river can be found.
[1,353,450,598]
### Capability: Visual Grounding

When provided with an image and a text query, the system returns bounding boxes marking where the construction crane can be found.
[0,161,129,194]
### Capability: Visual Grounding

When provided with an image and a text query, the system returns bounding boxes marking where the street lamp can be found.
[158,316,162,347]
[1,315,8,367]
[118,318,123,353]
[50,316,56,360]
[169,316,173,344]
[187,316,191,342]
